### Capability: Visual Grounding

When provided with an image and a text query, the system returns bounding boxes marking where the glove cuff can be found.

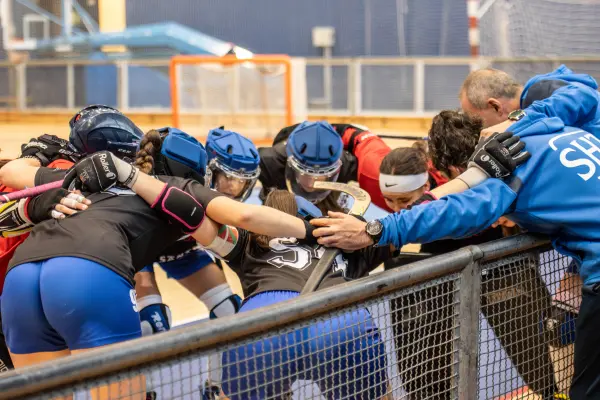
[459,165,489,188]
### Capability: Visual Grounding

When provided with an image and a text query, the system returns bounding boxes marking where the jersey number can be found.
[266,238,348,277]
[267,238,313,270]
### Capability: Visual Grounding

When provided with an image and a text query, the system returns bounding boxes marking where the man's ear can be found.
[487,98,502,114]
[422,180,431,191]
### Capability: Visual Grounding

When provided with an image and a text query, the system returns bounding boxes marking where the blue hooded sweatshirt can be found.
[519,65,600,136]
[379,111,600,285]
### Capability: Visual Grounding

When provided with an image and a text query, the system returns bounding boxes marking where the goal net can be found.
[478,0,600,83]
[170,55,306,142]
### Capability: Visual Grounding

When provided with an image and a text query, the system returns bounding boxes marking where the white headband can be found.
[379,172,428,193]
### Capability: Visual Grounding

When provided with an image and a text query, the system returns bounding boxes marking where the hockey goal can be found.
[170,54,304,141]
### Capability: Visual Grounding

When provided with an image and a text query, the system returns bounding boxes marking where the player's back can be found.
[507,118,600,284]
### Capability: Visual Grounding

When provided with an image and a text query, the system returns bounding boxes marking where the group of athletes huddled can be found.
[0,63,596,399]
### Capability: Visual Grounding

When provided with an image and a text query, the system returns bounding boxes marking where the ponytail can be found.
[134,129,162,174]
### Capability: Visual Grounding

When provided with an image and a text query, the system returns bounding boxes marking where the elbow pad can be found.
[151,183,206,234]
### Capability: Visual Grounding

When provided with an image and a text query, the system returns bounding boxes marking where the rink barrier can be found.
[0,55,599,117]
[0,234,576,399]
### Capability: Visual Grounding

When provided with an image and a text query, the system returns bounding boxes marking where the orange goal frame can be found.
[169,54,294,129]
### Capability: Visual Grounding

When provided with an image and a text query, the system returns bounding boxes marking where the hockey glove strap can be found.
[139,295,172,336]
[408,191,437,209]
[302,219,318,245]
[151,183,206,234]
[20,134,82,166]
[468,131,531,179]
[0,199,34,237]
[62,151,139,192]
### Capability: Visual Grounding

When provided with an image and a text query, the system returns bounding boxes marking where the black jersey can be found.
[8,168,222,285]
[258,123,358,202]
[223,229,396,298]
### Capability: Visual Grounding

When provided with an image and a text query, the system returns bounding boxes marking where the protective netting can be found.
[479,0,600,58]
[173,59,291,139]
[478,249,576,399]
[478,0,600,84]
[3,243,577,400]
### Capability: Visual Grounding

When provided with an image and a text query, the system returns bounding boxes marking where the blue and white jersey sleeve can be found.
[522,82,599,129]
[378,179,517,249]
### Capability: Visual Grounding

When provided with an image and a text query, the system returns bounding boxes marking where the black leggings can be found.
[0,310,14,372]
[570,284,600,399]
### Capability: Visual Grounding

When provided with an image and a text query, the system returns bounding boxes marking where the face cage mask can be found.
[208,159,259,202]
[284,156,342,204]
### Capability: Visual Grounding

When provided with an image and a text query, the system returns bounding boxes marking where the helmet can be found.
[206,127,260,202]
[69,105,143,161]
[285,121,343,203]
[152,127,208,186]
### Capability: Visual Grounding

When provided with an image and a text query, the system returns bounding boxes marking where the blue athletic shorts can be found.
[139,249,214,280]
[2,257,142,353]
[222,291,387,400]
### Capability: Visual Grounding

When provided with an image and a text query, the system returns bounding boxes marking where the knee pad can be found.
[160,250,214,280]
[152,184,205,234]
[209,294,242,320]
[138,295,173,336]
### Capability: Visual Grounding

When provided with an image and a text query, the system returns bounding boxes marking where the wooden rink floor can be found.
[1,123,568,399]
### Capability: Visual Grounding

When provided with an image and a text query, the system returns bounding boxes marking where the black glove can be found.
[26,187,70,223]
[62,151,138,193]
[468,131,531,179]
[20,134,82,166]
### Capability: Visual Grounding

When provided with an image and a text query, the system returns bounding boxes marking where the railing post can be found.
[16,63,26,111]
[456,260,481,399]
[117,60,129,111]
[348,59,361,116]
[66,62,75,109]
[413,59,425,114]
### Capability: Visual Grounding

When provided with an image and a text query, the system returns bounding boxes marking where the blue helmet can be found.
[69,105,144,161]
[152,127,208,186]
[206,127,260,202]
[285,121,343,203]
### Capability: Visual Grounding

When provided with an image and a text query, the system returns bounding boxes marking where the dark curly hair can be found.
[428,110,482,176]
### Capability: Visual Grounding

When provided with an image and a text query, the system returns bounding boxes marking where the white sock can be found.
[199,283,238,318]
[137,294,162,310]
[200,284,238,385]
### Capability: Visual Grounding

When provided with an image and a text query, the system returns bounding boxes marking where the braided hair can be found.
[134,130,163,174]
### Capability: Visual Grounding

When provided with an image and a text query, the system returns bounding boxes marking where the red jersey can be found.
[0,159,73,294]
[339,126,448,212]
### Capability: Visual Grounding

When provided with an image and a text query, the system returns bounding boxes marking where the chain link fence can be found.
[0,235,579,399]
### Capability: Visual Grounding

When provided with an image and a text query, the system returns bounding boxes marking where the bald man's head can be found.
[459,68,523,127]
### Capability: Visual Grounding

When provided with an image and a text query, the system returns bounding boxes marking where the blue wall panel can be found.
[126,0,469,57]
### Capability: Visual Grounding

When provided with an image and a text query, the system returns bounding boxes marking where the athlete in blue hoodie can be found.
[313,109,600,399]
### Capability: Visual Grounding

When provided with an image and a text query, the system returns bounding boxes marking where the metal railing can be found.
[1,56,600,118]
[0,234,577,399]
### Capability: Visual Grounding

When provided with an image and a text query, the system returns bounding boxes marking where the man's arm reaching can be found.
[378,179,516,249]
